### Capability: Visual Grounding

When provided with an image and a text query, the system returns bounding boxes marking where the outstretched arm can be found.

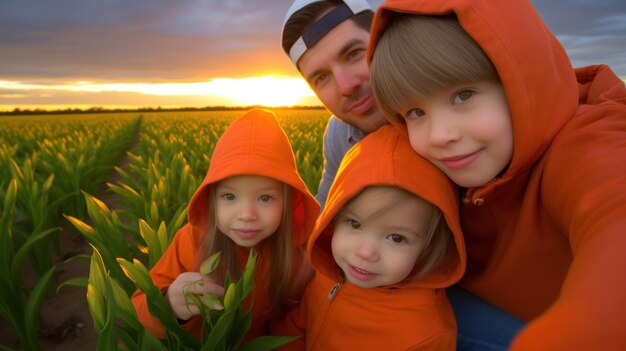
[510,104,626,350]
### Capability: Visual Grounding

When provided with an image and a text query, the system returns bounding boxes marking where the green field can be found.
[0,108,328,350]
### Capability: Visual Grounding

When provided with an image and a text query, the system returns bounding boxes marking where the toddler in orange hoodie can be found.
[131,109,319,342]
[369,0,626,349]
[274,125,466,350]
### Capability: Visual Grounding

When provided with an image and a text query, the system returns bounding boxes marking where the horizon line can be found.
[0,104,327,116]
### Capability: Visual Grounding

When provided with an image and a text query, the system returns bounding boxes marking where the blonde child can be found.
[369,0,626,349]
[275,125,466,350]
[131,109,319,341]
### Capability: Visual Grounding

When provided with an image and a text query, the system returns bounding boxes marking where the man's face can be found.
[298,19,387,133]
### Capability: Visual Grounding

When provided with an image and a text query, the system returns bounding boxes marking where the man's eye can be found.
[314,73,329,87]
[346,48,365,61]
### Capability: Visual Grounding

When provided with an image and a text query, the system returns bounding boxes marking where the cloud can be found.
[531,0,626,73]
[0,0,624,90]
[0,0,294,82]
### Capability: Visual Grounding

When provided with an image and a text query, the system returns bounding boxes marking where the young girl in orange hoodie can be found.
[275,125,466,350]
[369,0,626,349]
[131,109,319,342]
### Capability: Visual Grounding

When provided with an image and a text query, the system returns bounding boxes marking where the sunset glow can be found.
[0,76,320,110]
[1,1,624,113]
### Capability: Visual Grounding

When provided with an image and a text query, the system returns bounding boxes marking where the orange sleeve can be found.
[131,224,200,338]
[510,107,626,349]
[509,217,626,350]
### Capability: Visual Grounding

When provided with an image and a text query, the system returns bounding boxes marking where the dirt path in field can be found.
[45,117,144,350]
[0,117,143,350]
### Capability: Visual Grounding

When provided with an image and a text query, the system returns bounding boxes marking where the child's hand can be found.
[165,272,225,321]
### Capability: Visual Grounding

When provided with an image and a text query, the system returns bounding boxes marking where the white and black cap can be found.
[281,0,372,68]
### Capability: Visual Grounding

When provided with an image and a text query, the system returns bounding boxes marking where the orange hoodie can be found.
[368,0,626,349]
[131,109,319,341]
[275,125,466,350]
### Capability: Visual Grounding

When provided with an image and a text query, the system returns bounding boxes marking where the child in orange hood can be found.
[131,109,319,342]
[274,125,466,350]
[369,0,626,349]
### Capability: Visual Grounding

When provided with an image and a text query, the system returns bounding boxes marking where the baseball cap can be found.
[281,0,372,67]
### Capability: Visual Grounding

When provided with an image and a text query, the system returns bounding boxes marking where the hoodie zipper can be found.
[309,281,342,349]
[328,282,342,300]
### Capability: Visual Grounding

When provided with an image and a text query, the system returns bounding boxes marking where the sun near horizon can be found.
[0,75,322,112]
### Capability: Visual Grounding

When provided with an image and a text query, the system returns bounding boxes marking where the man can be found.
[281,0,387,208]
[280,1,526,350]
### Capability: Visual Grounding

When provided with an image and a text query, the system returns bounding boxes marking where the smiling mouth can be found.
[440,150,481,169]
[346,94,374,114]
[347,264,378,281]
[352,265,372,274]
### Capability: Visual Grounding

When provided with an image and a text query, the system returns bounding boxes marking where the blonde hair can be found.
[412,208,451,281]
[339,186,452,281]
[196,182,311,319]
[371,14,499,122]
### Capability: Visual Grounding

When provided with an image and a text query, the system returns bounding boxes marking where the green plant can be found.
[85,245,296,350]
[87,245,167,351]
[0,179,57,351]
[65,193,137,294]
[124,249,297,350]
[1,109,327,350]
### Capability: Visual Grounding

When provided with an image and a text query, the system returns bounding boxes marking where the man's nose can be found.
[335,68,361,96]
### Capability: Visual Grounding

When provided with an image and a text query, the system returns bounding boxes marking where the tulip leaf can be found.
[200,251,221,275]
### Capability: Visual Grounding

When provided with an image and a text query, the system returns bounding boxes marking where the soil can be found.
[0,121,142,350]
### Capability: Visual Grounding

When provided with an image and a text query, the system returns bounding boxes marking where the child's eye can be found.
[405,108,425,121]
[259,195,273,203]
[388,233,407,243]
[347,219,361,230]
[220,193,235,201]
[452,89,475,104]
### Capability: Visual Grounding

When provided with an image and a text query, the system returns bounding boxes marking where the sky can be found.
[0,0,624,111]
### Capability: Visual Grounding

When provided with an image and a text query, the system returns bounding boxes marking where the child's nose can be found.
[354,238,379,262]
[428,113,461,147]
[238,201,258,221]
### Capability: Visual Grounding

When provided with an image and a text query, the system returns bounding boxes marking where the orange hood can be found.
[308,125,465,288]
[367,0,580,192]
[187,109,319,247]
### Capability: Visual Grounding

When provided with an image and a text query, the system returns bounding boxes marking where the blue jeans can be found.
[447,285,526,351]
